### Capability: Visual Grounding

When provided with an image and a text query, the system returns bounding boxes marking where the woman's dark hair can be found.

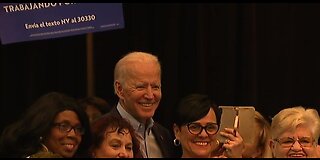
[89,115,142,158]
[0,92,91,158]
[173,93,220,127]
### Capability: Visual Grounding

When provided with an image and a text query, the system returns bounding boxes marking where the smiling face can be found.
[93,127,134,158]
[174,108,219,158]
[115,61,161,124]
[43,110,82,158]
[270,124,318,158]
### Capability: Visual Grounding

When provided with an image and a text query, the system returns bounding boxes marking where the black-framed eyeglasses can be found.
[53,122,85,135]
[187,122,219,135]
[274,136,315,148]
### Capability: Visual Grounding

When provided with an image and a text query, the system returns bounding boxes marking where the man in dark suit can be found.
[104,51,177,158]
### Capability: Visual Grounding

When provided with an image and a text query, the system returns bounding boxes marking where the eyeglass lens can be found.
[187,123,218,135]
[276,137,314,148]
[54,122,84,135]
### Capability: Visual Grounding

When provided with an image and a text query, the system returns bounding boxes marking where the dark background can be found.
[1,3,320,133]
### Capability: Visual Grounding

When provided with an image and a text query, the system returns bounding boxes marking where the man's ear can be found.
[114,80,124,99]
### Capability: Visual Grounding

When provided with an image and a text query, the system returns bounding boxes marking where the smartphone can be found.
[216,106,255,145]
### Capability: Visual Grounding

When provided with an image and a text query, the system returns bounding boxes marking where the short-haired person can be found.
[0,92,91,158]
[173,93,244,158]
[104,51,176,157]
[89,115,141,158]
[269,106,320,158]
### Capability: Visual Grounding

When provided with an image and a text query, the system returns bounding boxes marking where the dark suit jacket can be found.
[105,106,179,158]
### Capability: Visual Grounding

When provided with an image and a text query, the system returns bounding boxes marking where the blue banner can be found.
[0,3,125,44]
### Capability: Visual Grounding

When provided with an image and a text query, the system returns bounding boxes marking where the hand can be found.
[219,128,244,158]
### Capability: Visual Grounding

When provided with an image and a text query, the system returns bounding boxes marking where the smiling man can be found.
[104,51,176,158]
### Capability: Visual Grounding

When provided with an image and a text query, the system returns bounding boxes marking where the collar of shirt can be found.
[116,102,154,135]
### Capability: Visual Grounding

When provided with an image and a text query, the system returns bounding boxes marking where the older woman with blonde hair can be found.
[269,106,320,158]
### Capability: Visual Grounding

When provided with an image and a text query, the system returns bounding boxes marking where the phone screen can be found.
[216,106,255,145]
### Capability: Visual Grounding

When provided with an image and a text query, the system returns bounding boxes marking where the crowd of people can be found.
[0,51,319,158]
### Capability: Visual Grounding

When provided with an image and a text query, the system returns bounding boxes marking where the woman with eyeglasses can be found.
[0,92,91,158]
[269,106,320,158]
[172,93,244,158]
